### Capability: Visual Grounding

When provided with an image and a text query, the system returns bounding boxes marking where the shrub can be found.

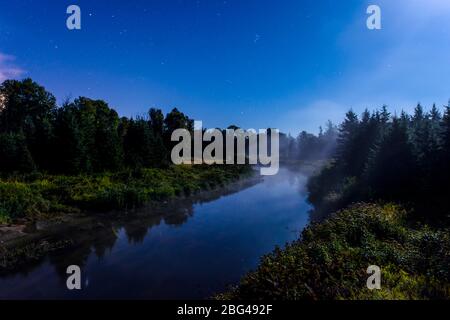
[0,165,252,223]
[0,182,50,219]
[220,203,450,300]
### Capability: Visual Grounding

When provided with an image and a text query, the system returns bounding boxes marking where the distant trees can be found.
[0,78,191,175]
[4,79,450,223]
[122,117,167,169]
[279,120,338,162]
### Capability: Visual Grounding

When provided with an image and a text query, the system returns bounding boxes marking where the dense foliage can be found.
[0,78,193,175]
[0,78,253,224]
[0,165,252,224]
[223,105,450,300]
[308,105,450,223]
[220,203,450,300]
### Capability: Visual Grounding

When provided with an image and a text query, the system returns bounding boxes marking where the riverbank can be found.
[219,202,450,300]
[0,165,254,271]
[0,167,310,299]
[0,164,253,224]
[1,170,262,274]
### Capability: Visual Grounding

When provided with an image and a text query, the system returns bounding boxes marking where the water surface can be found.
[0,167,311,299]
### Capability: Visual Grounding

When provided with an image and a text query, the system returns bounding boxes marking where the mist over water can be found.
[0,167,312,299]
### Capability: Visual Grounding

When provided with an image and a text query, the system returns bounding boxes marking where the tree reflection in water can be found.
[3,177,262,282]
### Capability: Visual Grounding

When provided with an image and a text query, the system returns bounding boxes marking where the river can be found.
[0,167,312,299]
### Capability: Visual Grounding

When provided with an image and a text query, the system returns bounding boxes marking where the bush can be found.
[0,165,252,223]
[220,203,450,300]
[0,182,50,219]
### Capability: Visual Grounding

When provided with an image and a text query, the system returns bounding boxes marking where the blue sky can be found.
[1,0,450,133]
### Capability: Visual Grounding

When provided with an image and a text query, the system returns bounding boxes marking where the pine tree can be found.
[440,106,450,175]
[336,110,359,175]
[367,117,417,201]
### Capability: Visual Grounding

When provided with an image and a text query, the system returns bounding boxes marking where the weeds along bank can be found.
[0,164,252,225]
[220,203,450,300]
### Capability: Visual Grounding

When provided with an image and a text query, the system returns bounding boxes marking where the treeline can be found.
[308,105,450,222]
[279,121,338,162]
[223,104,450,300]
[0,78,194,175]
[1,78,337,176]
[0,79,256,224]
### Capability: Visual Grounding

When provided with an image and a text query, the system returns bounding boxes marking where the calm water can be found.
[0,167,312,299]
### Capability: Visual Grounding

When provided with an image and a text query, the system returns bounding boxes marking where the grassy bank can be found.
[220,203,450,300]
[0,164,252,225]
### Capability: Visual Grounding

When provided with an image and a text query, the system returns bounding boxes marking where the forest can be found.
[2,78,450,300]
[0,78,252,224]
[222,105,450,300]
[0,78,188,174]
[307,105,450,223]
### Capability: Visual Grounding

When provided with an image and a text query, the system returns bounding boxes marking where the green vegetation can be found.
[0,78,253,225]
[0,165,252,224]
[308,105,450,222]
[220,203,450,300]
[223,105,450,300]
[0,79,194,175]
[0,238,73,271]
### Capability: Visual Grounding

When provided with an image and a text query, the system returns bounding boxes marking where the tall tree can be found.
[0,78,57,171]
[53,103,84,173]
[72,97,123,172]
[336,110,360,175]
[440,106,450,179]
[149,108,164,137]
[366,117,417,201]
[123,118,154,168]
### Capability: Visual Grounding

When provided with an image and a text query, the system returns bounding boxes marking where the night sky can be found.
[1,0,450,133]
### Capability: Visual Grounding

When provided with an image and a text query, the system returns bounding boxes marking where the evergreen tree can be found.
[336,110,359,175]
[366,117,417,201]
[440,106,450,179]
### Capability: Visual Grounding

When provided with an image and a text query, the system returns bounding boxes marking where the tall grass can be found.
[0,165,252,223]
[220,203,450,300]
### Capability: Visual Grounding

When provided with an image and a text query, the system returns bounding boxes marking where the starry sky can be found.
[1,0,450,133]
